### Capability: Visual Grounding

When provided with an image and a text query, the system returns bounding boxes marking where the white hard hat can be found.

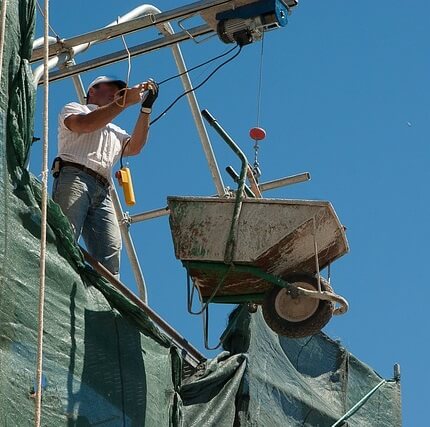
[86,75,127,94]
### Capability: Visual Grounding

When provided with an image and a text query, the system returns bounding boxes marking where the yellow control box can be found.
[115,167,136,206]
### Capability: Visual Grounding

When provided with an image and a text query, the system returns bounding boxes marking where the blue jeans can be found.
[52,166,121,276]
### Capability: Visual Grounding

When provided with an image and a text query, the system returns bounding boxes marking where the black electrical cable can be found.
[150,44,243,126]
[119,44,242,167]
[120,138,130,169]
[157,44,239,86]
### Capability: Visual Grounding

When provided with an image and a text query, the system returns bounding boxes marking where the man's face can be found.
[88,82,121,106]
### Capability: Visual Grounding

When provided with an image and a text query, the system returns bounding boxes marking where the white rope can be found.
[35,0,50,425]
[0,0,8,81]
[114,16,132,109]
[119,17,132,88]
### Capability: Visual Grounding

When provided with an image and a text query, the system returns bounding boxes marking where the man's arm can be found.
[64,84,144,133]
[123,80,159,156]
[123,112,151,156]
[64,101,124,133]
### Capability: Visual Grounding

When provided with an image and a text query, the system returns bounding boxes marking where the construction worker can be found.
[52,75,159,277]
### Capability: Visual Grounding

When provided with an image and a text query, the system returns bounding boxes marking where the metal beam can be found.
[38,24,213,85]
[160,24,226,196]
[110,186,148,303]
[81,247,206,368]
[31,0,231,63]
[130,207,170,223]
[259,172,311,192]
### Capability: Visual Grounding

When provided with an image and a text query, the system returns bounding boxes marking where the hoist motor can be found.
[216,0,298,45]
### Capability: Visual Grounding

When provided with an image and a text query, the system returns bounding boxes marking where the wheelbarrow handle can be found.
[295,287,349,315]
[201,109,250,264]
[201,109,248,188]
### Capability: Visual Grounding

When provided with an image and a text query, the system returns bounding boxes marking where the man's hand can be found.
[140,80,159,114]
[114,83,146,108]
[123,80,159,156]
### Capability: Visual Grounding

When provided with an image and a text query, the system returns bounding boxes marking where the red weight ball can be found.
[249,127,266,141]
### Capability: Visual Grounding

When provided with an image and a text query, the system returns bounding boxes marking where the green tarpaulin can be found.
[0,1,401,425]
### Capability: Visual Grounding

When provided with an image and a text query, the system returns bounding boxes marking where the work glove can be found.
[140,79,159,114]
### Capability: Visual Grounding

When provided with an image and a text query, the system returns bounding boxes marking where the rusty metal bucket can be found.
[168,196,349,300]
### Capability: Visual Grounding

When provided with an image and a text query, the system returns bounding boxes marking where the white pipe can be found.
[33,40,86,103]
[33,35,57,50]
[32,37,63,86]
[71,5,159,57]
[38,25,212,84]
[30,0,232,63]
[33,6,160,87]
[33,52,69,85]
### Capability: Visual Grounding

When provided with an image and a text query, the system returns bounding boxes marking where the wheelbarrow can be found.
[168,110,349,343]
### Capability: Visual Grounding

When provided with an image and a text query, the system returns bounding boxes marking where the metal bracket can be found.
[120,211,132,226]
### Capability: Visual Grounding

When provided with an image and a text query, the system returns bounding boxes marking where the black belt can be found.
[61,161,110,188]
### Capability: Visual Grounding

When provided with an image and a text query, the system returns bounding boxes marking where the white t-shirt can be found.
[57,102,131,179]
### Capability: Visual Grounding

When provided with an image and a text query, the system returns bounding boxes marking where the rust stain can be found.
[188,265,272,298]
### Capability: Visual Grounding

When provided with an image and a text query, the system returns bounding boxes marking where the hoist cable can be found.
[253,36,265,175]
[158,44,239,86]
[150,44,242,126]
[256,34,265,128]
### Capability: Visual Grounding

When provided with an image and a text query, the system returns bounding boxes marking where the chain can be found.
[253,140,261,181]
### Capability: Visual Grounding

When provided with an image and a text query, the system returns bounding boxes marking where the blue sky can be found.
[31,1,429,425]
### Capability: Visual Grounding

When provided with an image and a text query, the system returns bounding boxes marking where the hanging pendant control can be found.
[115,167,136,206]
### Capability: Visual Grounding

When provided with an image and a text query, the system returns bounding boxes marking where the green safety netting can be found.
[217,307,401,426]
[0,1,401,426]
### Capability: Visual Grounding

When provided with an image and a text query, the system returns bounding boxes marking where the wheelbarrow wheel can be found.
[262,274,333,338]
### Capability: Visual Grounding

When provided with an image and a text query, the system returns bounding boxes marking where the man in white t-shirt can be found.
[52,75,159,277]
